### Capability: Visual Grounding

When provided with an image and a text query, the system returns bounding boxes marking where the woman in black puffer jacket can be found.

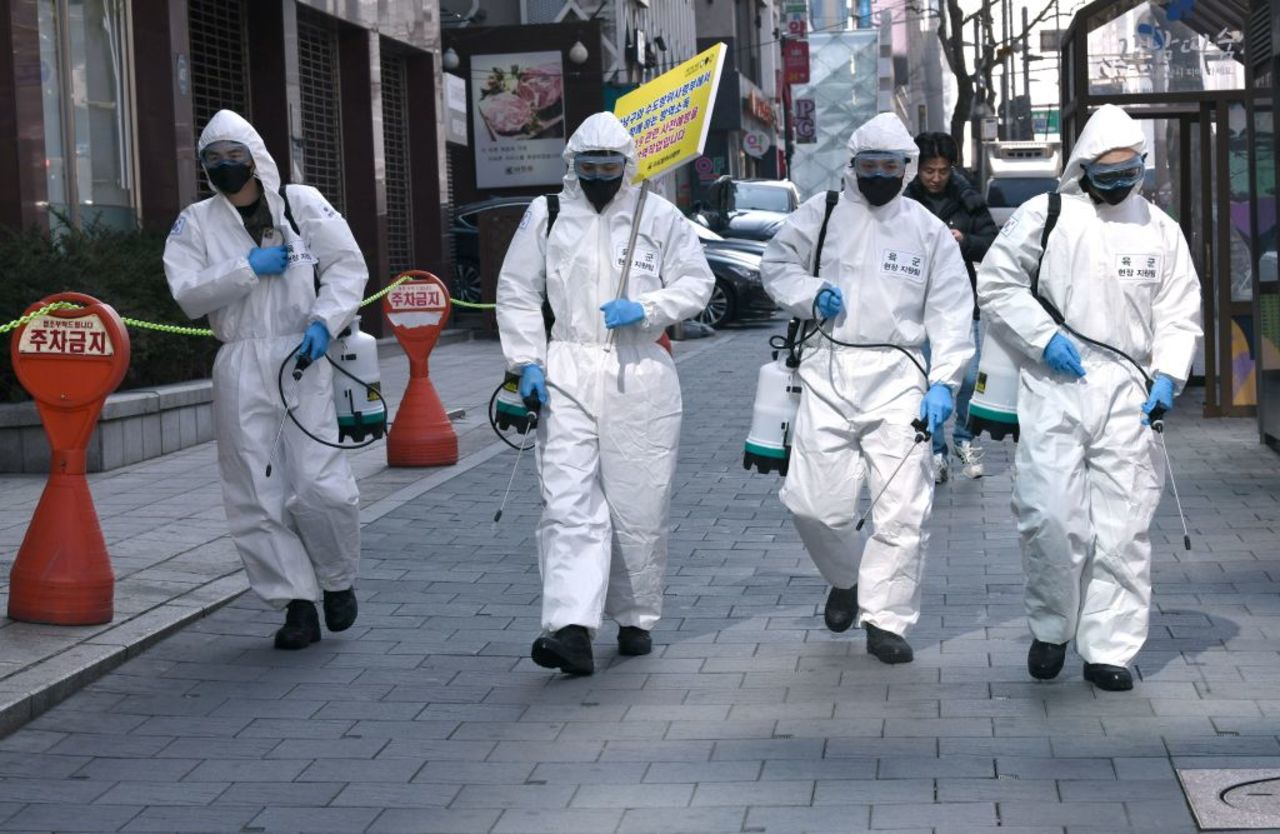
[906,132,998,484]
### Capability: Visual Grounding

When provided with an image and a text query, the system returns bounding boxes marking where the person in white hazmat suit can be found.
[977,104,1202,691]
[164,110,367,650]
[496,112,714,675]
[761,113,974,664]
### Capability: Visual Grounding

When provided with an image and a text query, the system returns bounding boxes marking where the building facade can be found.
[1,0,447,322]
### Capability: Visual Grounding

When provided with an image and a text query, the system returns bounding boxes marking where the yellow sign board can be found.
[614,43,726,182]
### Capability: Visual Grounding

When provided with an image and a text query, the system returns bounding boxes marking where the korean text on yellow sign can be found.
[614,43,726,182]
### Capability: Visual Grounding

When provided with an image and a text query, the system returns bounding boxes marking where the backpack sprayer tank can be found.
[743,318,805,475]
[967,325,1021,442]
[330,316,386,442]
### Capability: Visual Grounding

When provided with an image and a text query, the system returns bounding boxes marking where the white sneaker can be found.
[956,440,984,479]
[932,452,950,484]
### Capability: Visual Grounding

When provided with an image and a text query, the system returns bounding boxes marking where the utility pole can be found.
[1021,6,1032,140]
[972,16,987,185]
[999,0,1009,139]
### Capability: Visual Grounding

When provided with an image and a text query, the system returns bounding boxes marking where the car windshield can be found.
[986,177,1059,208]
[734,183,792,213]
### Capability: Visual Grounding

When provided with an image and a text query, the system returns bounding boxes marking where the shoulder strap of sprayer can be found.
[279,184,321,295]
[1031,191,1065,325]
[540,194,559,335]
[813,190,840,278]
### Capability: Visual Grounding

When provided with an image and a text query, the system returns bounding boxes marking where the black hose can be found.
[766,290,929,382]
[487,381,537,451]
[276,344,385,452]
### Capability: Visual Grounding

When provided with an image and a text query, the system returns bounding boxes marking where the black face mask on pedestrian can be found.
[204,161,255,195]
[574,152,627,213]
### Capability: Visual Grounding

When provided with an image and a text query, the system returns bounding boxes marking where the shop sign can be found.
[472,50,566,188]
[743,130,770,158]
[783,40,810,85]
[745,89,775,128]
[794,98,816,144]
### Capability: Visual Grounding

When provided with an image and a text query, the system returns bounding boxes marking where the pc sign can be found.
[614,43,726,183]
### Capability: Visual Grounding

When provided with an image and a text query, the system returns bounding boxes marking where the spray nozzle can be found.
[292,354,312,381]
[522,395,543,429]
[911,417,931,444]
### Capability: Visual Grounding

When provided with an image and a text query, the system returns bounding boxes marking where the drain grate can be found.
[1177,769,1280,830]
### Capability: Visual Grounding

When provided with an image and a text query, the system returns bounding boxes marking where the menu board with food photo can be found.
[472,51,566,188]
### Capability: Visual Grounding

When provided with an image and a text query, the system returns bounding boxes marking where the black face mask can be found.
[580,177,623,213]
[206,161,255,195]
[1081,175,1133,206]
[857,175,902,207]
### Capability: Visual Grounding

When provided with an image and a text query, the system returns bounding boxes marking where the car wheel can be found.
[454,260,482,306]
[696,280,736,329]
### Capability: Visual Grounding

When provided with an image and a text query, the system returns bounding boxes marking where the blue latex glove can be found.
[297,322,330,362]
[519,364,548,405]
[1043,333,1086,378]
[248,245,288,276]
[600,299,646,329]
[815,285,843,319]
[1142,373,1175,425]
[919,383,954,438]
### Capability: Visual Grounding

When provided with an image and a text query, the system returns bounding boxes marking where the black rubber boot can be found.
[865,623,913,664]
[274,600,321,650]
[531,626,594,675]
[1083,662,1134,692]
[617,626,652,657]
[823,585,858,633]
[1027,640,1069,680]
[323,588,358,632]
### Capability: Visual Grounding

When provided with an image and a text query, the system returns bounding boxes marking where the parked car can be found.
[447,196,775,328]
[690,222,776,329]
[692,176,797,242]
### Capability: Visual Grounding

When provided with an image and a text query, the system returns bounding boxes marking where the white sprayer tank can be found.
[329,316,386,442]
[967,328,1021,442]
[743,355,803,475]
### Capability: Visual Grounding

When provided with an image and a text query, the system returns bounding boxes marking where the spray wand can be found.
[493,393,543,524]
[855,418,932,532]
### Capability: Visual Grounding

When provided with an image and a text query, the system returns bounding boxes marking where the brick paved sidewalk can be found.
[0,324,1276,833]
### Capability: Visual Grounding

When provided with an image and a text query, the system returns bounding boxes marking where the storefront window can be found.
[37,0,136,230]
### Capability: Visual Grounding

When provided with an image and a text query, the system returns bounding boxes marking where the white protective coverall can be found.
[496,113,714,635]
[762,113,974,636]
[164,110,367,607]
[976,104,1202,666]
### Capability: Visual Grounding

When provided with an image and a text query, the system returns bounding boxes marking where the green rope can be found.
[0,301,81,335]
[2,275,493,338]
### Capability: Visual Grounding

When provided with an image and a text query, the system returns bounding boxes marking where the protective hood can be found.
[197,109,280,194]
[562,112,638,196]
[1058,104,1145,196]
[843,112,919,205]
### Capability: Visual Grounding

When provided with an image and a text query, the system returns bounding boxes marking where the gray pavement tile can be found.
[367,808,501,833]
[870,801,998,828]
[0,752,91,779]
[266,737,388,759]
[712,738,825,760]
[877,756,996,779]
[599,740,711,762]
[692,779,813,806]
[47,733,173,758]
[813,779,934,804]
[92,781,230,806]
[0,804,142,832]
[73,757,200,782]
[996,800,1129,827]
[936,777,1060,802]
[184,758,311,782]
[996,757,1116,781]
[245,807,381,833]
[413,761,537,785]
[450,783,577,808]
[330,782,461,808]
[571,782,694,808]
[742,804,873,832]
[528,762,648,785]
[377,739,496,760]
[0,779,115,804]
[492,808,625,834]
[617,806,746,833]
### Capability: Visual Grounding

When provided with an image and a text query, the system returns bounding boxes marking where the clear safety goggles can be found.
[1082,154,1146,188]
[573,153,627,181]
[851,151,909,179]
[200,141,252,167]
